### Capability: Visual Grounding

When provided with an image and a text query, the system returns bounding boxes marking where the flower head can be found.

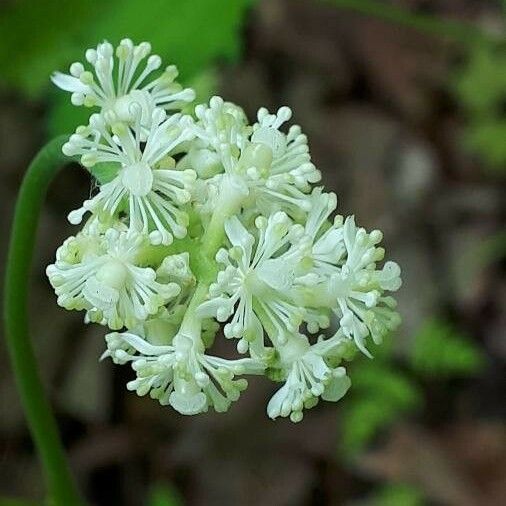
[247,106,321,217]
[48,37,403,422]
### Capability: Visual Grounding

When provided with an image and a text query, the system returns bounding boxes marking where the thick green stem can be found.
[3,137,84,506]
[179,282,210,339]
[201,174,248,259]
[177,174,249,340]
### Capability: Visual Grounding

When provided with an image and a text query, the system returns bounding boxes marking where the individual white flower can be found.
[103,330,264,414]
[63,108,196,245]
[193,96,250,153]
[52,39,195,127]
[315,216,402,356]
[101,304,188,364]
[246,106,321,217]
[46,227,180,329]
[190,100,321,218]
[180,96,251,209]
[303,188,345,275]
[267,333,351,422]
[198,212,309,354]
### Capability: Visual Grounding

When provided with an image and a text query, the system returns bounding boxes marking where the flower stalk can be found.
[4,136,84,506]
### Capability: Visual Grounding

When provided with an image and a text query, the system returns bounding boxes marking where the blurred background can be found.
[0,1,505,505]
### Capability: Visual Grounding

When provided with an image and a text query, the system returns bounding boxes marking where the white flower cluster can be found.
[48,39,402,421]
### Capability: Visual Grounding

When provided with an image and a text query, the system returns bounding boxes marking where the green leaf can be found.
[148,484,183,506]
[0,0,103,96]
[1,0,253,136]
[464,120,506,170]
[372,482,424,506]
[86,0,252,81]
[0,499,40,506]
[46,91,93,139]
[452,43,506,170]
[454,44,506,116]
[342,396,398,455]
[182,68,219,115]
[342,357,421,455]
[352,363,421,410]
[0,0,252,97]
[410,319,485,378]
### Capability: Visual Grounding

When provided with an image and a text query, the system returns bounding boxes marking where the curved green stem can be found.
[3,136,84,506]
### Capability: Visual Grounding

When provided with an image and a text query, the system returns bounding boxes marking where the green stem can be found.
[326,0,500,46]
[201,174,248,259]
[179,282,210,339]
[3,136,84,506]
[180,174,249,343]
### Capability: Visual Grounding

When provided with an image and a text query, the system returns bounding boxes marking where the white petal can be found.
[51,72,90,93]
[197,297,233,320]
[267,382,290,419]
[377,261,402,291]
[169,390,207,415]
[322,373,351,402]
[119,332,173,356]
[224,216,253,250]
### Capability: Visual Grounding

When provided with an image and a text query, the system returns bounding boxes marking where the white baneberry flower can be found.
[63,108,196,245]
[52,39,195,127]
[46,227,180,329]
[246,106,321,217]
[198,212,309,354]
[267,332,351,422]
[303,188,345,274]
[301,205,402,356]
[193,96,250,153]
[190,99,321,218]
[103,330,264,414]
[182,96,251,210]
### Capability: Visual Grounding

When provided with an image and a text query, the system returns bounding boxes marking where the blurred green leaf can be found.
[0,0,253,136]
[87,0,251,81]
[148,483,183,506]
[183,68,219,113]
[342,355,421,455]
[453,43,506,171]
[410,319,485,378]
[46,92,94,138]
[0,0,252,96]
[454,44,506,116]
[0,0,102,96]
[352,363,421,409]
[372,482,424,506]
[342,396,398,455]
[464,120,506,169]
[0,498,40,506]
